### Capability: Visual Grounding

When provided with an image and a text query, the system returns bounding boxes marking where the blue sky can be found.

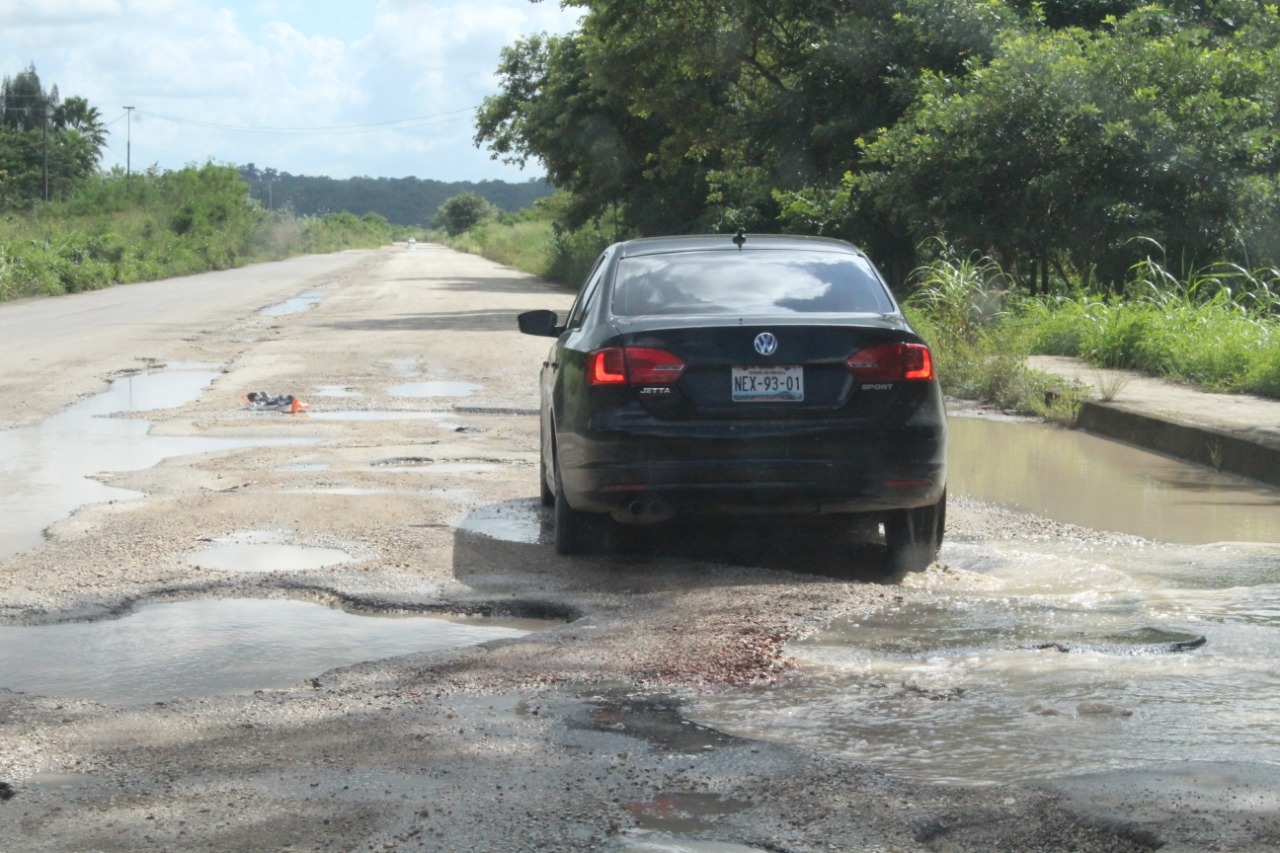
[0,0,582,181]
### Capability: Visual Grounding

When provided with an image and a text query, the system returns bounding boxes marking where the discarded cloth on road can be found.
[242,391,310,413]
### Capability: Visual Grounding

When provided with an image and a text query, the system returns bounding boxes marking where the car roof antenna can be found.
[732,229,746,250]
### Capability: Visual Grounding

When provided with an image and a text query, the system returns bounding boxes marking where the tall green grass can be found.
[438,215,611,288]
[1011,252,1280,397]
[904,248,1088,423]
[0,164,398,302]
[906,244,1280,412]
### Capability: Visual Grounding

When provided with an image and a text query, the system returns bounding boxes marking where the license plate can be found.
[731,365,804,402]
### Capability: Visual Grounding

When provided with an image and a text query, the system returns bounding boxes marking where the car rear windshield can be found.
[611,251,896,317]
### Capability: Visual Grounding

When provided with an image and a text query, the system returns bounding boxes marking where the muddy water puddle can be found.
[947,416,1280,543]
[0,599,534,705]
[693,415,1280,786]
[0,367,311,560]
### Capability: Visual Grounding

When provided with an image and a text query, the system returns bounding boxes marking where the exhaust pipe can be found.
[619,496,673,524]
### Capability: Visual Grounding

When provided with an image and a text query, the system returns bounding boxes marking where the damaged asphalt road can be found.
[1,244,1278,852]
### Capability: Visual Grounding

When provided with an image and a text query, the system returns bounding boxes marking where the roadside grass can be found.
[903,248,1089,424]
[1007,254,1280,398]
[0,165,399,302]
[438,216,610,288]
[440,219,554,275]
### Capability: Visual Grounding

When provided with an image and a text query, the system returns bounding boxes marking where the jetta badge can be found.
[753,332,779,356]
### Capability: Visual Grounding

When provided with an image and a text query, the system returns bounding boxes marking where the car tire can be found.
[539,449,554,508]
[553,452,605,555]
[884,490,946,573]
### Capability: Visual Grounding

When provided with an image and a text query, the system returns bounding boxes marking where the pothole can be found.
[373,456,517,474]
[372,457,436,467]
[185,532,360,572]
[458,499,547,545]
[261,292,324,316]
[0,598,539,705]
[622,793,753,835]
[388,381,482,398]
[0,367,312,560]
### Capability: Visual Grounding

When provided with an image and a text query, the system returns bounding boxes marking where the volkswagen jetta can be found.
[517,233,947,573]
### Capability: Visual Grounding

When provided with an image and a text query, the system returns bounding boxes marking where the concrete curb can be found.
[1076,400,1280,489]
[1025,355,1280,490]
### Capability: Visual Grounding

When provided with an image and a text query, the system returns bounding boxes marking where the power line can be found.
[136,106,480,136]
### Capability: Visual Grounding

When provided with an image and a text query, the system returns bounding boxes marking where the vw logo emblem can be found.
[753,332,779,356]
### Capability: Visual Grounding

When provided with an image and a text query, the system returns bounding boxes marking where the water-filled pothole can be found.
[458,499,546,545]
[388,381,481,398]
[0,367,312,560]
[0,598,535,704]
[185,533,359,572]
[948,415,1280,543]
[693,416,1280,786]
[261,292,323,316]
[623,792,752,833]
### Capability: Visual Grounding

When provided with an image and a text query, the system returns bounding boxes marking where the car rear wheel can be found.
[884,491,946,573]
[538,450,554,507]
[553,451,607,555]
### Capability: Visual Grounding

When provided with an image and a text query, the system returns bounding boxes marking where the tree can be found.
[0,64,107,206]
[479,1,1280,286]
[0,64,47,132]
[476,1,1011,256]
[53,96,106,153]
[435,192,495,236]
[855,7,1280,286]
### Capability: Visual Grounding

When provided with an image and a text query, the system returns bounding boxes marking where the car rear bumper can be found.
[559,431,946,520]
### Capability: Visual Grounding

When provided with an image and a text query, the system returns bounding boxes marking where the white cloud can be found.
[0,0,582,180]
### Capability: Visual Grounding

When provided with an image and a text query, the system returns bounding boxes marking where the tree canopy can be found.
[0,64,107,207]
[476,0,1280,287]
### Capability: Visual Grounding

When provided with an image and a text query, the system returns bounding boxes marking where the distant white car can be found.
[407,238,417,248]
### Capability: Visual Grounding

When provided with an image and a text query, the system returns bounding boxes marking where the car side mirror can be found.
[517,309,563,337]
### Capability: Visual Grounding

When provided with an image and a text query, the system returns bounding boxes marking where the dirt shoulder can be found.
[1,245,1277,852]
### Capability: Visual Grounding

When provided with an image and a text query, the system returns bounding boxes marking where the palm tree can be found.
[54,96,107,157]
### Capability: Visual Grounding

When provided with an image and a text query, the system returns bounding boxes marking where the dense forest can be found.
[476,0,1280,288]
[237,167,553,226]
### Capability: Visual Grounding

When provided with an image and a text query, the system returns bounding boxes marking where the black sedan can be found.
[518,233,947,573]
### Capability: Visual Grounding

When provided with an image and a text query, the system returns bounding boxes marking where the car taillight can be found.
[846,343,934,382]
[588,347,686,386]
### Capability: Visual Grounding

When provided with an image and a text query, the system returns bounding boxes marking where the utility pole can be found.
[42,95,49,201]
[123,106,134,177]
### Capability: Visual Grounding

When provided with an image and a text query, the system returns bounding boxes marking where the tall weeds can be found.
[1010,247,1280,397]
[0,164,398,301]
[905,247,1087,423]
